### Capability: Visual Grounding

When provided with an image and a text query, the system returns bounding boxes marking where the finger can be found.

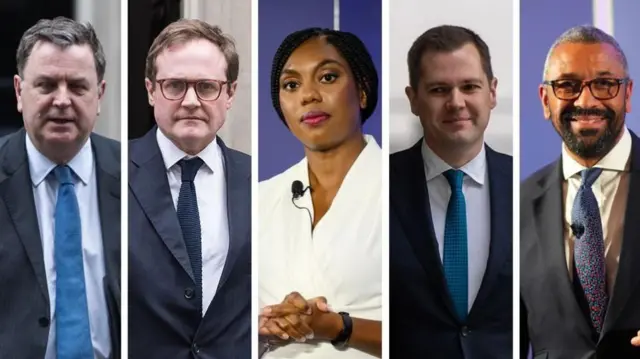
[274,317,306,342]
[632,333,640,347]
[309,296,330,312]
[262,319,290,340]
[262,303,308,317]
[284,314,314,340]
[285,292,311,313]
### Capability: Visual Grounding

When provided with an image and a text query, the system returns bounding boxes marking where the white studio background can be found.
[389,0,513,155]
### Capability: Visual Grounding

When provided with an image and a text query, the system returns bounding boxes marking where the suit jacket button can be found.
[39,317,50,327]
[184,288,195,299]
[192,342,200,354]
[461,326,470,337]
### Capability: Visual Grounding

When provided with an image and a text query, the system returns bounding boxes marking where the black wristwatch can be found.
[331,311,353,349]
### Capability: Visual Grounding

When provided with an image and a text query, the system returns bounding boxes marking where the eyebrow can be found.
[554,71,618,79]
[34,75,90,83]
[424,78,484,87]
[280,59,345,78]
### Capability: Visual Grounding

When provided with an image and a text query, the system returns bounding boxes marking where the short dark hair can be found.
[16,16,106,82]
[270,27,379,126]
[407,25,493,89]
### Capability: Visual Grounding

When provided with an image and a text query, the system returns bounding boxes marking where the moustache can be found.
[560,106,615,123]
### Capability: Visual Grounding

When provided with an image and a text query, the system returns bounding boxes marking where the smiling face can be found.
[146,38,237,155]
[405,42,497,154]
[14,41,105,163]
[540,42,632,160]
[278,36,365,152]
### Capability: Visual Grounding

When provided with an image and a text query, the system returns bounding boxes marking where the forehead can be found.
[283,37,349,72]
[546,42,625,79]
[418,43,485,83]
[155,39,227,79]
[24,41,96,80]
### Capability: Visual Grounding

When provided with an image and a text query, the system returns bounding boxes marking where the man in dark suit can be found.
[128,19,251,358]
[390,25,513,359]
[0,17,120,359]
[521,25,640,359]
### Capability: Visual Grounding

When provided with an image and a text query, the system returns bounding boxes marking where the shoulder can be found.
[521,161,557,198]
[259,160,303,209]
[91,133,120,156]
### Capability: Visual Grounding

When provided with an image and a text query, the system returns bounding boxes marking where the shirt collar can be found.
[25,133,93,186]
[421,139,486,185]
[296,134,381,188]
[562,126,631,180]
[156,127,220,172]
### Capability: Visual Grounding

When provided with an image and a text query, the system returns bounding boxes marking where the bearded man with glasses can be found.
[128,19,251,358]
[521,25,640,359]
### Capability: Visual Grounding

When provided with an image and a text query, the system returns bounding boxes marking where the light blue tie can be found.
[53,165,93,358]
[443,169,468,321]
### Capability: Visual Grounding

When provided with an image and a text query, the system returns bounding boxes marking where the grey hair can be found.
[16,16,106,82]
[542,25,628,81]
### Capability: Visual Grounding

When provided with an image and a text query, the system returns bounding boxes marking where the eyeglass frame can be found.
[155,78,230,101]
[542,77,630,101]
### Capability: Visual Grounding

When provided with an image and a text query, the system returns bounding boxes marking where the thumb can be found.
[311,296,330,312]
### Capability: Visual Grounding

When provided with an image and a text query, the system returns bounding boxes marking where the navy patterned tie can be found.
[53,165,94,358]
[443,169,468,321]
[177,157,204,316]
[571,167,608,333]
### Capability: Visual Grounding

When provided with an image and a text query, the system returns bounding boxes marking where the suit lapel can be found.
[0,130,48,304]
[129,129,194,280]
[469,146,511,316]
[391,140,457,318]
[214,139,249,293]
[92,134,121,288]
[534,159,594,340]
[602,132,640,337]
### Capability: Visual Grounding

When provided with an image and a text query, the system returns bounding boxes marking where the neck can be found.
[306,133,367,192]
[425,136,484,169]
[34,137,85,165]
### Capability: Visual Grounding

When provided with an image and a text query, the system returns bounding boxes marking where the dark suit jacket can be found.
[128,128,251,358]
[390,140,513,359]
[0,128,121,359]
[520,131,640,359]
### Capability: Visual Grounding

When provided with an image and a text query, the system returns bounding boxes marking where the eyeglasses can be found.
[543,78,629,101]
[156,79,228,101]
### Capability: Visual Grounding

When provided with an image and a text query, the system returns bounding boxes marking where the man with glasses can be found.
[521,25,640,358]
[128,19,251,358]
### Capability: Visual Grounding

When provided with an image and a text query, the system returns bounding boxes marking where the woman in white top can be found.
[258,27,382,358]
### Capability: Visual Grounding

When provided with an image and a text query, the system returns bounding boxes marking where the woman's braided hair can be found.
[270,28,379,126]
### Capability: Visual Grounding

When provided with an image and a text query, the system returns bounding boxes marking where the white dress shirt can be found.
[26,134,111,359]
[421,140,491,313]
[562,126,631,295]
[156,128,230,315]
[259,135,382,359]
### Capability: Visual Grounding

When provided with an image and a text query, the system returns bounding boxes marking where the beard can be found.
[552,105,624,159]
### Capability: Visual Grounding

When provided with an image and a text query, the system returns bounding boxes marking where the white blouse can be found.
[259,135,382,358]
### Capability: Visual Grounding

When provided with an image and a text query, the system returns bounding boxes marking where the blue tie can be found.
[177,157,204,315]
[571,167,608,333]
[53,165,93,358]
[443,169,468,321]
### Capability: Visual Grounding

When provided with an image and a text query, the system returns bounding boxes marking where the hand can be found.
[632,330,640,347]
[259,292,340,343]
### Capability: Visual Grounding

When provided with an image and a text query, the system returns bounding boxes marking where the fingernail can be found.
[306,333,314,339]
[297,337,306,343]
[261,307,271,315]
[282,334,289,340]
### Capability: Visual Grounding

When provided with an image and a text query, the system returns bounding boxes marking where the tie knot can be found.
[580,167,603,188]
[179,157,204,182]
[53,165,74,185]
[443,169,464,190]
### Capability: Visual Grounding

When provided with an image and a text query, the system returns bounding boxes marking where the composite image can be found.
[0,0,639,358]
